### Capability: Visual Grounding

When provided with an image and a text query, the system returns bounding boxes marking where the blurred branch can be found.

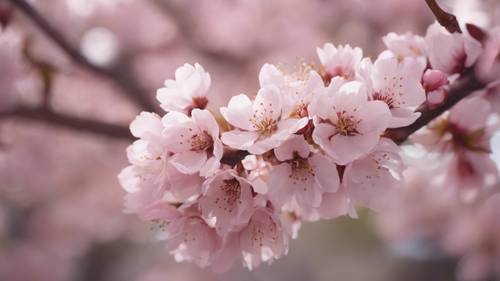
[151,0,261,66]
[424,0,461,33]
[386,69,485,144]
[7,0,157,112]
[0,105,133,140]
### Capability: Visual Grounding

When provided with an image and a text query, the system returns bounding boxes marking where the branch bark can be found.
[1,106,133,140]
[7,0,157,112]
[425,0,461,33]
[385,69,485,144]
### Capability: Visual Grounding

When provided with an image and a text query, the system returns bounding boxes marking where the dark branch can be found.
[425,0,461,33]
[386,69,485,144]
[7,0,157,112]
[1,106,133,140]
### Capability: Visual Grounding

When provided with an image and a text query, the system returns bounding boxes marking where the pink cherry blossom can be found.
[165,215,222,268]
[310,80,391,165]
[343,138,404,211]
[370,57,426,128]
[163,109,223,177]
[267,135,339,213]
[156,63,211,114]
[381,32,427,61]
[316,43,363,81]
[0,26,25,111]
[220,86,307,154]
[199,170,255,235]
[425,22,482,75]
[238,207,289,270]
[259,63,325,118]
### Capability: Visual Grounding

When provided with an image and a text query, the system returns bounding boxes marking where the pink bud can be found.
[423,69,448,92]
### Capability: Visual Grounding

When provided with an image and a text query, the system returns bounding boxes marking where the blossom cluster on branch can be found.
[118,20,500,273]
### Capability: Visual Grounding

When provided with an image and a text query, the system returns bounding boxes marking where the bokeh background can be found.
[1,0,500,280]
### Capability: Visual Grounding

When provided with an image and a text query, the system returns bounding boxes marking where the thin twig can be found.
[386,69,485,144]
[1,106,133,140]
[7,0,157,112]
[425,0,461,33]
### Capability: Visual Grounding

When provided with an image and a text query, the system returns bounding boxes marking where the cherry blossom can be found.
[425,22,482,75]
[267,135,339,213]
[310,80,391,165]
[220,86,308,154]
[163,109,223,177]
[316,43,363,81]
[199,170,255,235]
[343,138,404,211]
[381,32,426,62]
[238,207,289,270]
[156,63,211,114]
[369,57,426,128]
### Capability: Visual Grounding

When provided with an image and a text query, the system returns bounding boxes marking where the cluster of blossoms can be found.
[119,21,500,273]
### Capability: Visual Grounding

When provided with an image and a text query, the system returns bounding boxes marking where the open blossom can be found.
[237,207,289,270]
[163,109,222,177]
[118,112,203,215]
[310,80,391,165]
[199,170,255,235]
[316,43,363,81]
[156,63,211,114]
[369,57,426,128]
[259,63,325,118]
[343,138,404,211]
[165,214,222,268]
[425,22,482,74]
[381,32,426,61]
[267,135,339,213]
[0,26,24,111]
[220,86,307,154]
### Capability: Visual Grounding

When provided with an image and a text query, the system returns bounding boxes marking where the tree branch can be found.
[7,0,157,112]
[386,69,485,144]
[425,0,461,33]
[1,106,133,140]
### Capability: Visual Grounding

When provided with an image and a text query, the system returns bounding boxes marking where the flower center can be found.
[373,76,405,109]
[253,118,278,136]
[219,179,241,206]
[288,154,314,185]
[335,111,360,136]
[190,131,213,152]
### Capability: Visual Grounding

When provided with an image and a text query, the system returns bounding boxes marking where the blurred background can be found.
[1,0,499,280]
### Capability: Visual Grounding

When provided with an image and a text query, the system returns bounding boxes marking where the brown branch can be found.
[386,69,485,144]
[151,0,263,66]
[7,0,157,112]
[425,0,461,33]
[0,106,133,140]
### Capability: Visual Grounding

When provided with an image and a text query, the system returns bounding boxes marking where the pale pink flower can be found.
[343,138,404,211]
[425,22,482,74]
[449,96,491,133]
[310,80,391,165]
[156,63,211,114]
[316,43,363,81]
[220,86,307,154]
[476,27,500,84]
[119,112,204,215]
[259,63,325,118]
[267,135,339,212]
[199,170,255,235]
[241,154,272,194]
[370,57,426,128]
[239,207,289,270]
[381,32,427,61]
[163,109,223,177]
[315,185,356,220]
